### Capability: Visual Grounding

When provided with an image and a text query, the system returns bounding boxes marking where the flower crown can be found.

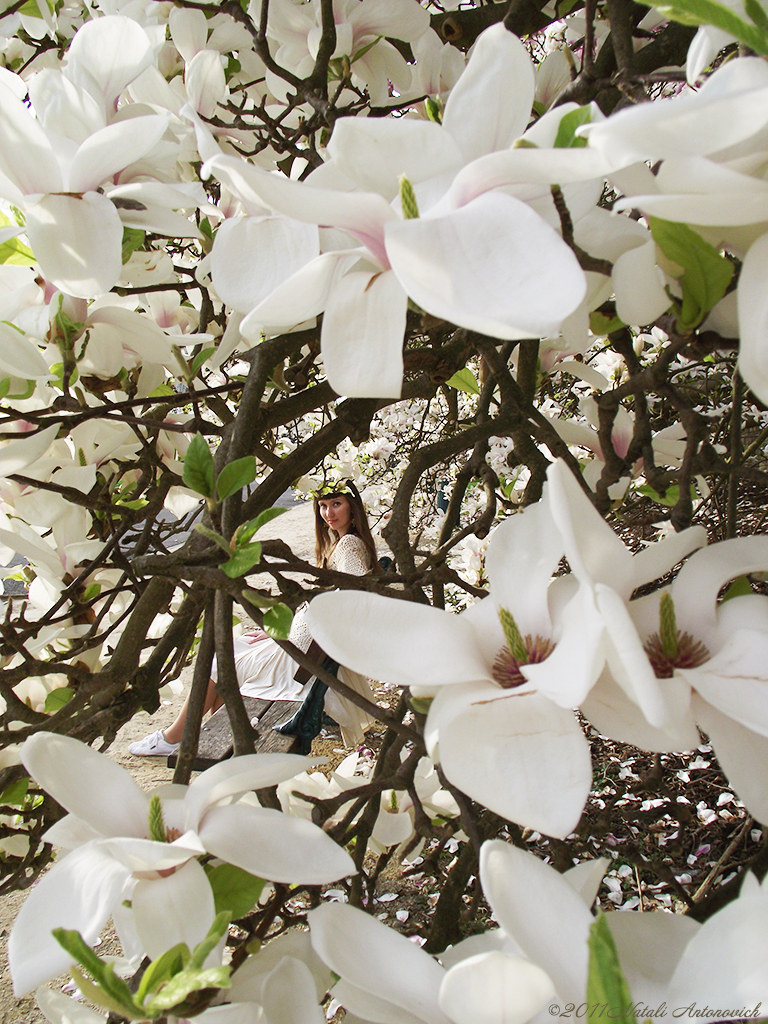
[311,479,358,500]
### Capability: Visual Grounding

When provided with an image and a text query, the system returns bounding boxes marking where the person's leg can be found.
[163,677,222,744]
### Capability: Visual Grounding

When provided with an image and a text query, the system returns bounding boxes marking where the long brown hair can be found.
[313,481,378,570]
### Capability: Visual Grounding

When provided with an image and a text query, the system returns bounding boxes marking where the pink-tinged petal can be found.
[260,957,326,1024]
[211,215,319,315]
[612,239,671,326]
[21,732,150,838]
[26,191,122,299]
[132,859,215,960]
[305,591,490,689]
[584,56,768,164]
[9,844,130,995]
[203,154,395,266]
[431,686,592,838]
[185,752,317,826]
[443,25,534,161]
[0,425,58,480]
[87,307,176,369]
[0,80,61,195]
[672,535,768,634]
[738,231,768,404]
[321,267,406,398]
[439,951,555,1024]
[581,668,698,752]
[199,804,355,884]
[480,840,592,1000]
[310,902,451,1024]
[484,502,562,637]
[693,695,768,824]
[240,251,356,341]
[326,117,462,200]
[386,192,586,341]
[667,829,768,1002]
[66,16,154,109]
[346,0,429,43]
[67,114,169,193]
[97,834,203,874]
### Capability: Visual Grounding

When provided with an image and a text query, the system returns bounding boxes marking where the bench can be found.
[167,695,302,772]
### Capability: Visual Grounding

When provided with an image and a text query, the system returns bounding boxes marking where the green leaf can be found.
[149,383,177,398]
[183,434,215,498]
[220,542,262,578]
[17,0,54,17]
[650,217,734,330]
[144,966,231,1015]
[410,696,433,715]
[190,347,217,377]
[263,603,294,639]
[635,483,681,506]
[649,0,768,53]
[188,911,232,971]
[121,227,145,264]
[745,0,768,32]
[0,778,29,807]
[194,522,233,556]
[721,575,753,601]
[445,368,480,395]
[241,588,278,609]
[205,863,266,918]
[53,930,141,1018]
[44,688,74,714]
[586,913,635,1024]
[234,506,286,546]
[81,583,102,602]
[0,230,35,266]
[135,944,189,1004]
[553,105,591,148]
[70,967,141,1020]
[589,311,625,336]
[216,456,257,502]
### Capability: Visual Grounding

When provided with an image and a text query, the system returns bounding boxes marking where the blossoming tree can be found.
[2,0,768,1018]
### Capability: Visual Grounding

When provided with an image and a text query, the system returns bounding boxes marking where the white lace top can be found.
[289,534,373,652]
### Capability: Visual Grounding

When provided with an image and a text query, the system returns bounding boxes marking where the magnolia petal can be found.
[229,930,332,1004]
[169,5,208,62]
[326,117,462,200]
[186,49,227,118]
[672,535,768,635]
[305,591,489,689]
[0,426,58,479]
[564,857,609,908]
[211,215,319,314]
[204,153,395,266]
[430,685,592,838]
[612,240,671,326]
[88,307,176,368]
[67,114,169,193]
[386,192,586,340]
[8,843,129,995]
[626,524,707,597]
[240,251,355,341]
[321,267,406,398]
[442,25,534,162]
[606,911,699,1005]
[0,323,51,380]
[738,231,768,404]
[97,834,204,874]
[260,957,326,1024]
[310,902,451,1024]
[132,858,215,960]
[36,986,109,1024]
[693,695,768,824]
[185,751,316,826]
[21,732,150,838]
[26,191,123,299]
[346,0,429,43]
[484,501,562,638]
[0,79,61,195]
[439,951,555,1024]
[682,626,768,737]
[480,840,592,1001]
[199,804,355,884]
[66,15,154,109]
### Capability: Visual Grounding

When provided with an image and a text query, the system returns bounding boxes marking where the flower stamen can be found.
[491,634,556,689]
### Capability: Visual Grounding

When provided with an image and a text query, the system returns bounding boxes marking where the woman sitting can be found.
[129,481,378,756]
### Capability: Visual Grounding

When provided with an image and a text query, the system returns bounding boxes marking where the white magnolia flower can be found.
[9,733,354,995]
[584,534,768,823]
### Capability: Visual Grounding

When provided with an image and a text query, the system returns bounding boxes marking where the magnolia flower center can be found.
[644,630,710,678]
[491,635,556,689]
[643,592,710,678]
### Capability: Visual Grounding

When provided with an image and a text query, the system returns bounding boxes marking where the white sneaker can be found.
[129,729,180,757]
